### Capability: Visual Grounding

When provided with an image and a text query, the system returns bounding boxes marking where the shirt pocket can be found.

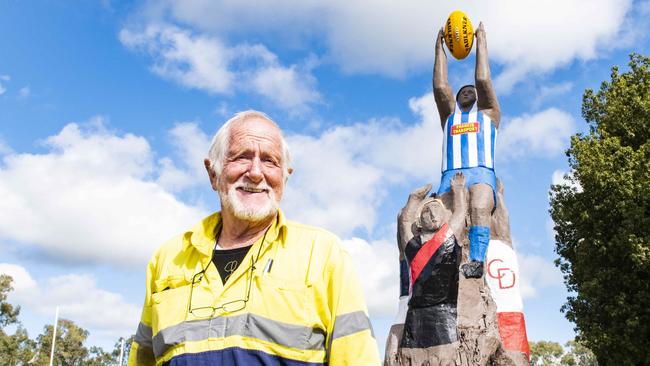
[252,275,322,350]
[151,275,192,333]
[253,274,313,322]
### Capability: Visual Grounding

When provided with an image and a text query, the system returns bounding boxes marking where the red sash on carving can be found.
[410,223,451,287]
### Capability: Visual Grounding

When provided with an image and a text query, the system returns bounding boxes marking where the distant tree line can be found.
[0,274,132,366]
[529,340,598,366]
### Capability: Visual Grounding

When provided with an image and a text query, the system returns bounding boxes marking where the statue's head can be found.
[415,197,451,233]
[456,85,477,111]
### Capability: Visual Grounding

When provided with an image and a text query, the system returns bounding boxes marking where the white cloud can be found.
[157,122,211,192]
[0,74,8,96]
[498,108,576,159]
[0,117,206,268]
[120,25,234,94]
[0,263,37,291]
[532,82,573,109]
[251,64,320,111]
[0,138,12,156]
[283,92,442,236]
[552,170,568,186]
[546,218,557,242]
[119,24,320,111]
[18,86,30,98]
[0,263,138,339]
[517,253,563,299]
[138,0,634,88]
[342,238,400,317]
[213,102,231,117]
[552,169,583,193]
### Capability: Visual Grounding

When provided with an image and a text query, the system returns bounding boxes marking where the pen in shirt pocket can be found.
[262,259,273,275]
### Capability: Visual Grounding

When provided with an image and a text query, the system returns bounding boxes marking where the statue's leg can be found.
[490,177,512,243]
[462,182,494,278]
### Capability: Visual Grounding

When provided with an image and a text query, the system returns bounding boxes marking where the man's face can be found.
[421,201,447,232]
[457,86,477,109]
[216,117,287,222]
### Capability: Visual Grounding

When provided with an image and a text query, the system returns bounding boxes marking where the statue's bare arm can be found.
[474,22,500,128]
[398,183,432,253]
[449,173,468,239]
[433,28,455,129]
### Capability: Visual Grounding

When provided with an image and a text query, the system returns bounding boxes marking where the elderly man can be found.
[433,22,500,278]
[128,111,380,366]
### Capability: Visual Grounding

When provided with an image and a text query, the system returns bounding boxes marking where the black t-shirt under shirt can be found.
[212,245,252,284]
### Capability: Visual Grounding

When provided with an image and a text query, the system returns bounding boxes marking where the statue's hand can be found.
[451,172,466,189]
[496,177,504,195]
[435,27,445,53]
[400,183,432,223]
[475,21,485,41]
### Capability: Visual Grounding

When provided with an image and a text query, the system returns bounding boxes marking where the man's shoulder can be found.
[154,232,189,254]
[281,219,351,273]
[147,231,191,270]
[281,219,347,258]
[150,212,218,264]
[284,219,340,243]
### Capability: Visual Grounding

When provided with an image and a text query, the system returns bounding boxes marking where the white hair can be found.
[207,110,292,178]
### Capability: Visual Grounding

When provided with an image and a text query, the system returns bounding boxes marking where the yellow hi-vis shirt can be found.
[129,209,380,366]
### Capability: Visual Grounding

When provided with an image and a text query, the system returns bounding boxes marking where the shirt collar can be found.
[186,208,288,257]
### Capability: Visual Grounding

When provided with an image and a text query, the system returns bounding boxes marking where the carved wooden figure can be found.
[384,22,529,366]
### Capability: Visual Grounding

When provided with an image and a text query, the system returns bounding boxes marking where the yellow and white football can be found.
[444,10,474,60]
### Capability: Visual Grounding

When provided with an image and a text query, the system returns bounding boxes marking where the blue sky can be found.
[1,0,649,353]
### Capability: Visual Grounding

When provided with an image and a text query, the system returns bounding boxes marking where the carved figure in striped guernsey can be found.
[433,22,500,279]
[385,21,530,366]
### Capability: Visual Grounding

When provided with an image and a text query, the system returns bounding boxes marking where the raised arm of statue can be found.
[474,22,501,128]
[449,172,468,239]
[397,183,432,253]
[433,28,455,128]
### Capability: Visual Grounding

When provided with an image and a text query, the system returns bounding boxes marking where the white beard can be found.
[219,180,279,223]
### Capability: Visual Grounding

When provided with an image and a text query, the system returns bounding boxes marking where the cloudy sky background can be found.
[1,0,649,352]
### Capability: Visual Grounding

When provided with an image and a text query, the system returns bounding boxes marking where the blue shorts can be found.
[436,167,496,203]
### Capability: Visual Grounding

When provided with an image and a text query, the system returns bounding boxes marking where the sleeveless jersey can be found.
[400,224,461,348]
[442,101,497,172]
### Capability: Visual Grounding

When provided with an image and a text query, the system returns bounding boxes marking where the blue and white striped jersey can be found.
[441,101,497,172]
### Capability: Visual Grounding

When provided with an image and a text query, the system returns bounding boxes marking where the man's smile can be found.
[237,186,268,194]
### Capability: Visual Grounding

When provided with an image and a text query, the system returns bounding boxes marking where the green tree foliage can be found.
[530,341,564,366]
[550,53,650,365]
[560,340,598,366]
[83,346,116,366]
[0,275,37,366]
[0,275,20,327]
[83,337,132,366]
[34,319,90,365]
[530,340,598,366]
[0,326,37,366]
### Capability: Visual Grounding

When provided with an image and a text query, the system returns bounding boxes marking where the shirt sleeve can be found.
[325,243,381,366]
[128,254,157,366]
